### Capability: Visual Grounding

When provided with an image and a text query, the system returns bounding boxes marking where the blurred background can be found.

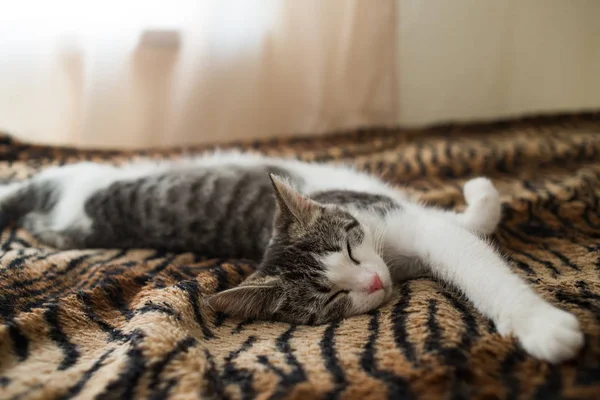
[0,0,598,149]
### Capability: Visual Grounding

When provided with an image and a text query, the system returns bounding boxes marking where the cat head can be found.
[206,174,393,325]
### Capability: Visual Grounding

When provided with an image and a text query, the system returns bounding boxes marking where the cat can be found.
[0,151,584,363]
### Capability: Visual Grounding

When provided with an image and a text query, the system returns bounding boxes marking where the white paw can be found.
[498,303,584,363]
[463,177,499,206]
[462,177,501,234]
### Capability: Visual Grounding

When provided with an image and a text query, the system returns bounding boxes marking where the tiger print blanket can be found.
[0,113,599,400]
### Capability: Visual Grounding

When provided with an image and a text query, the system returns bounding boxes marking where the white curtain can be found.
[0,0,398,148]
[0,0,598,149]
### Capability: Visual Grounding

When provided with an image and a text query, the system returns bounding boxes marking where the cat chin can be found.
[347,287,392,315]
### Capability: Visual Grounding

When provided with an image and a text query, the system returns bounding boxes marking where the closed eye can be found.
[324,290,349,306]
[346,241,359,265]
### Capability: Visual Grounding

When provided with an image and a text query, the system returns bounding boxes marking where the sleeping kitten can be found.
[0,151,583,363]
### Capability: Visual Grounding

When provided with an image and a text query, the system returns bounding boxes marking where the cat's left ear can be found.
[204,277,283,319]
[269,174,319,226]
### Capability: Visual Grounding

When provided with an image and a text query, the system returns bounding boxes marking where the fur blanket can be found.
[0,113,599,399]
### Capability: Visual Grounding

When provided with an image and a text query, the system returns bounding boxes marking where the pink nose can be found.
[368,274,384,293]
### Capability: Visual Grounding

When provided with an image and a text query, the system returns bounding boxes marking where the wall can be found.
[396,0,600,125]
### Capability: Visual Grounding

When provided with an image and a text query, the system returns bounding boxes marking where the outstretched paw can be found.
[498,303,584,363]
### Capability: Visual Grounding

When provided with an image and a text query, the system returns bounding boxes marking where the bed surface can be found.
[0,113,599,399]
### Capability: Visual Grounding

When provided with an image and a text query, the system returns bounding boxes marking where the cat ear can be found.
[269,174,318,226]
[205,277,282,319]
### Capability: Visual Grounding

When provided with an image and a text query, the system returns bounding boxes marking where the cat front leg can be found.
[384,207,584,363]
[433,177,502,235]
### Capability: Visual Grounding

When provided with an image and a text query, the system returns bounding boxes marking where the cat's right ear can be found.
[204,277,282,319]
[269,174,318,226]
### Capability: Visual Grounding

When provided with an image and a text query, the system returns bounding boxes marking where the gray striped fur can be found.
[0,158,398,325]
